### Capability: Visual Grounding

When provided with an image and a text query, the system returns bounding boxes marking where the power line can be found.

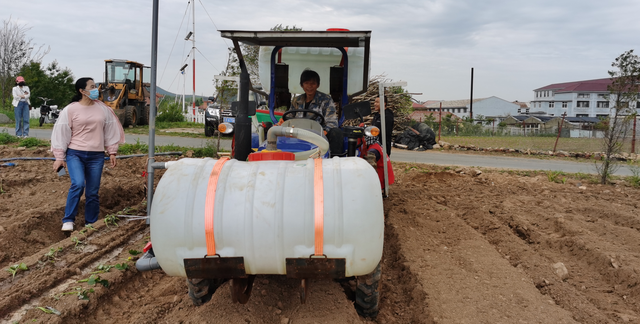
[158,1,190,85]
[195,47,220,73]
[198,0,230,48]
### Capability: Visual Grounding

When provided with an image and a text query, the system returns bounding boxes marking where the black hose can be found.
[0,151,183,162]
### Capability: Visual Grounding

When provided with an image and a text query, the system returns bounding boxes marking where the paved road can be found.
[2,126,633,176]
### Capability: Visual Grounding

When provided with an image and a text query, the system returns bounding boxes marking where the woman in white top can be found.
[12,76,30,138]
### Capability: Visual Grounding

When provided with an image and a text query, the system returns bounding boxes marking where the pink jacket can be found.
[51,101,125,160]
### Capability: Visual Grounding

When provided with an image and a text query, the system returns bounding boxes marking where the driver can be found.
[280,69,343,157]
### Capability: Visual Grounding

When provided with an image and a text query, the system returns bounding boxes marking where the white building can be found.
[423,96,520,121]
[532,78,640,118]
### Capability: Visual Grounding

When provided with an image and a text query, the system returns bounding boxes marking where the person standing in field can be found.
[51,77,125,232]
[12,76,31,138]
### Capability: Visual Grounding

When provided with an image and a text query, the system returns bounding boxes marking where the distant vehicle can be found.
[204,86,267,136]
[37,97,59,126]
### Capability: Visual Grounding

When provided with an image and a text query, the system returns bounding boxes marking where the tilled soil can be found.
[1,146,639,324]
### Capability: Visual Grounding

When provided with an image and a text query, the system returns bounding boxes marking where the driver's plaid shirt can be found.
[290,91,338,132]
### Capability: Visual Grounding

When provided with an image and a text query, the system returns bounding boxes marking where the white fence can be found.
[183,111,205,124]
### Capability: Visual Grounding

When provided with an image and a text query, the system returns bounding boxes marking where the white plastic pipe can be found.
[266,126,329,159]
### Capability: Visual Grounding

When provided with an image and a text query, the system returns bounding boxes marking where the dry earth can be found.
[1,146,639,323]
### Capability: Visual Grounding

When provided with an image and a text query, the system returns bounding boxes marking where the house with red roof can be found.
[530,78,637,118]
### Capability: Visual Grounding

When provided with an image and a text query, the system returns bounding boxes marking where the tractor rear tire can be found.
[355,262,381,319]
[124,105,138,127]
[138,105,150,125]
[186,278,226,306]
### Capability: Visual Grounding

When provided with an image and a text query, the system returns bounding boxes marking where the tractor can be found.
[98,59,152,127]
[139,30,384,319]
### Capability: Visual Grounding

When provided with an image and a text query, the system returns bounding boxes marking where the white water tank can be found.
[150,157,384,278]
[258,46,368,96]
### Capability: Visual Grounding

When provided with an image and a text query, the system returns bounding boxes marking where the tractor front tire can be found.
[355,262,381,319]
[124,105,138,127]
[186,278,226,306]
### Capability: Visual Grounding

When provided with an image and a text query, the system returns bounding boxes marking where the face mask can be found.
[87,88,99,100]
[18,82,25,87]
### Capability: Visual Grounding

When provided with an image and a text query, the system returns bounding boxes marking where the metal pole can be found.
[470,67,474,120]
[438,102,442,142]
[233,40,251,161]
[632,115,637,154]
[191,0,196,115]
[146,0,159,224]
[553,112,566,153]
[379,85,389,198]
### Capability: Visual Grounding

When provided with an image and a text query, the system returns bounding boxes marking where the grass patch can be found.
[117,138,224,157]
[439,135,637,154]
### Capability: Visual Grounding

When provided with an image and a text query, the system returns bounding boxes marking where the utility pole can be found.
[470,67,474,121]
[191,0,196,115]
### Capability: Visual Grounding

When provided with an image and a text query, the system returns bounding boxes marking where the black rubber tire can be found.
[186,278,226,306]
[355,262,381,319]
[205,124,216,137]
[138,105,150,125]
[39,116,45,127]
[124,105,137,127]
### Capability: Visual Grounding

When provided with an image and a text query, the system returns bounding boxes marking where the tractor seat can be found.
[281,119,323,135]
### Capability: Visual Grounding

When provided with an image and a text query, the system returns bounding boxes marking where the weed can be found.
[36,306,60,315]
[547,171,565,183]
[129,249,142,255]
[404,166,417,173]
[0,130,18,145]
[78,274,109,287]
[115,262,129,270]
[6,263,28,278]
[561,177,568,184]
[18,137,48,148]
[626,161,640,188]
[104,214,119,227]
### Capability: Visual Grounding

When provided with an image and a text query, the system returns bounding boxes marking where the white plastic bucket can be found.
[150,157,384,277]
[258,46,368,96]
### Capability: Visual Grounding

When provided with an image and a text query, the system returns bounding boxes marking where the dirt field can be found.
[1,146,640,324]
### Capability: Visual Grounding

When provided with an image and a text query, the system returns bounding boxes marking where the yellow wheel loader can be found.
[98,59,153,127]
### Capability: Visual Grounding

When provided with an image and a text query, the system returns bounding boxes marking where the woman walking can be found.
[12,76,31,138]
[51,77,125,232]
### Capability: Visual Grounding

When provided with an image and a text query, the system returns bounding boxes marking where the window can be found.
[598,94,608,99]
[577,93,590,99]
[549,102,555,108]
[577,101,590,108]
[597,101,609,108]
[576,114,589,117]
[562,102,568,108]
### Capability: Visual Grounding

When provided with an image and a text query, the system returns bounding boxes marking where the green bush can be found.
[156,101,185,123]
[0,130,18,144]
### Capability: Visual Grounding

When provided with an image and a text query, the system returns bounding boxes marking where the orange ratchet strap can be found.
[313,159,324,256]
[204,157,229,256]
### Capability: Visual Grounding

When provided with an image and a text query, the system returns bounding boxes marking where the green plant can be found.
[104,214,119,227]
[53,287,94,300]
[36,306,60,315]
[18,137,48,148]
[78,274,109,287]
[547,171,565,183]
[6,263,28,278]
[0,130,19,144]
[71,237,84,250]
[627,161,640,187]
[44,247,63,261]
[129,249,142,256]
[156,101,185,123]
[115,262,129,270]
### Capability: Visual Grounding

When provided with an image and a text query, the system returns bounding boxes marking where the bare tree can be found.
[596,50,640,184]
[0,17,49,108]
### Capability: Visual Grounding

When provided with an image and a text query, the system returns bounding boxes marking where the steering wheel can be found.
[281,109,325,125]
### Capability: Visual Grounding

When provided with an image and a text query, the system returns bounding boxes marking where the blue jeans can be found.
[14,101,30,136]
[63,149,105,225]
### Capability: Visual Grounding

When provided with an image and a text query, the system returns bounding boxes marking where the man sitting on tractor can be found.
[279,69,344,157]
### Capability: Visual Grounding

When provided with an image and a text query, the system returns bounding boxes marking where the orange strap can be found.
[204,157,229,256]
[313,159,324,256]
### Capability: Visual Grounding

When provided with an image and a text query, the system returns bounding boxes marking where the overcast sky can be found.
[2,0,639,103]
